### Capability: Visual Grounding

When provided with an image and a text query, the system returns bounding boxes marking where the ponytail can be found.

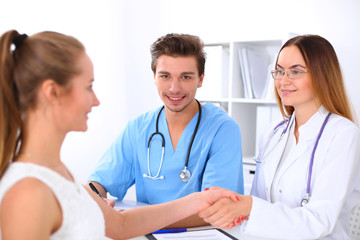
[0,30,85,178]
[0,30,23,178]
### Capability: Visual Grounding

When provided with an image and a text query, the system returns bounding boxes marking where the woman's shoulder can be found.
[0,165,62,238]
[2,176,56,204]
[0,162,74,199]
[328,113,359,134]
[0,163,44,191]
[318,113,360,147]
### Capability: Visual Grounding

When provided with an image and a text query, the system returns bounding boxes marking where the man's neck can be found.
[165,100,199,129]
[164,100,200,150]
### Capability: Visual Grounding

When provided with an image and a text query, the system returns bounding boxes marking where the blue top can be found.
[89,102,243,204]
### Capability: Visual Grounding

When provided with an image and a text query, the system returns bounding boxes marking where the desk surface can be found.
[111,200,274,240]
[128,226,269,240]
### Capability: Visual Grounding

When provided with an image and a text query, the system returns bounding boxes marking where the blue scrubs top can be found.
[89,103,243,204]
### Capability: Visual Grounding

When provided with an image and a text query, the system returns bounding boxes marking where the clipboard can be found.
[145,228,238,240]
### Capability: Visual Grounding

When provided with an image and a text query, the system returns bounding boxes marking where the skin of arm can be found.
[164,214,208,228]
[198,187,252,229]
[85,181,115,207]
[87,181,208,228]
[86,181,107,198]
[86,186,239,240]
[0,178,62,240]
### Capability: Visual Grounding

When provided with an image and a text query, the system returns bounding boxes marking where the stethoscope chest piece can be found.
[179,167,191,183]
[301,194,309,207]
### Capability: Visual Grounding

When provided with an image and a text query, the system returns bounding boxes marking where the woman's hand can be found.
[105,198,115,208]
[198,188,252,229]
[192,186,240,213]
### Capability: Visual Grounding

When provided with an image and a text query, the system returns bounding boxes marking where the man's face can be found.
[154,55,203,113]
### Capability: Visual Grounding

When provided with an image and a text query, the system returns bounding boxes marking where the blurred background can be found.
[1,0,359,199]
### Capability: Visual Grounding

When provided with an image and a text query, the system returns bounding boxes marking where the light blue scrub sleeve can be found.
[88,120,136,199]
[202,119,244,194]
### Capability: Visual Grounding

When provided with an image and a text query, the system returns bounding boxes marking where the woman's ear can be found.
[41,79,61,103]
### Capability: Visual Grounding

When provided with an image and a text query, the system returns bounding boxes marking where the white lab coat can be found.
[241,107,360,239]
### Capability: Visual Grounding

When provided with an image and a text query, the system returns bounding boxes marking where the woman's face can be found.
[55,53,100,132]
[275,45,317,114]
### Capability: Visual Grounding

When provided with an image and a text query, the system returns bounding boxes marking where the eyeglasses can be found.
[271,69,308,80]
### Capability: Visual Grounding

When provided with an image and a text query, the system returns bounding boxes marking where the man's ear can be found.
[198,73,204,88]
[41,79,61,103]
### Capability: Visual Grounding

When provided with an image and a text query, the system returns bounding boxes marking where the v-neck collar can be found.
[159,106,201,154]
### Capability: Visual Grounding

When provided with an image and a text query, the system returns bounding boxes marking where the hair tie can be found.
[13,34,28,49]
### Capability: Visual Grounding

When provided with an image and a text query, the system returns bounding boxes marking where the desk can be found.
[113,199,148,210]
[111,200,274,240]
[128,226,272,240]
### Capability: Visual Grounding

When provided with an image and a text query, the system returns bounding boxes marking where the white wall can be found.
[1,0,359,189]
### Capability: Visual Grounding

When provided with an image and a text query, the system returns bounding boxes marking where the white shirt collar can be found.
[297,106,330,143]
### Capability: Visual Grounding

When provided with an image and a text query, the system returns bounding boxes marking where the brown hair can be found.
[275,34,354,122]
[150,33,206,76]
[0,30,85,177]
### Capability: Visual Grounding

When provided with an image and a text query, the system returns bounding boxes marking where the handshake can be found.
[195,186,252,229]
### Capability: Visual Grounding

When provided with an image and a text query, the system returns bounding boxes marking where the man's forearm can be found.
[86,181,107,198]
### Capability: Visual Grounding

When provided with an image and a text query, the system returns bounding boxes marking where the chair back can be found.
[350,204,360,239]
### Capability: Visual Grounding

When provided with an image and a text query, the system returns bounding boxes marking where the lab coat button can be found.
[279,189,282,193]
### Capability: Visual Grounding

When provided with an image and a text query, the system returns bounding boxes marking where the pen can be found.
[89,182,103,200]
[152,228,187,234]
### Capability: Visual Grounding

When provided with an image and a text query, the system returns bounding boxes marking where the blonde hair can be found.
[0,30,85,177]
[274,35,353,122]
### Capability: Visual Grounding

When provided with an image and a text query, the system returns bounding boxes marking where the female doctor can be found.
[198,34,360,239]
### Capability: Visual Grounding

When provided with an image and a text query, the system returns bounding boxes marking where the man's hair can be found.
[150,33,206,76]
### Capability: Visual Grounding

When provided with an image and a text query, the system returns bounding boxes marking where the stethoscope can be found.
[143,99,202,183]
[254,112,331,207]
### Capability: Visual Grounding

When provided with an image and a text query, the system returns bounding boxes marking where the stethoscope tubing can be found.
[306,112,331,196]
[144,99,202,181]
[144,111,166,180]
[254,116,291,164]
[185,100,202,168]
[255,112,331,206]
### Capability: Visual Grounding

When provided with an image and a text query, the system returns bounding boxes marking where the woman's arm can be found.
[200,122,360,239]
[86,186,239,240]
[0,178,62,240]
[163,214,208,228]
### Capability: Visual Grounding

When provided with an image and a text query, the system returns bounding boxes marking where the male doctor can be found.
[88,33,243,227]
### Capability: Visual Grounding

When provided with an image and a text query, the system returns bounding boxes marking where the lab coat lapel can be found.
[276,137,309,180]
[262,117,294,200]
[275,108,326,182]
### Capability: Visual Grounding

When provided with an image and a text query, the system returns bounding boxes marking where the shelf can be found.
[199,98,276,104]
[204,42,230,48]
[243,156,256,165]
[202,38,286,192]
[230,98,276,104]
[198,98,230,103]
